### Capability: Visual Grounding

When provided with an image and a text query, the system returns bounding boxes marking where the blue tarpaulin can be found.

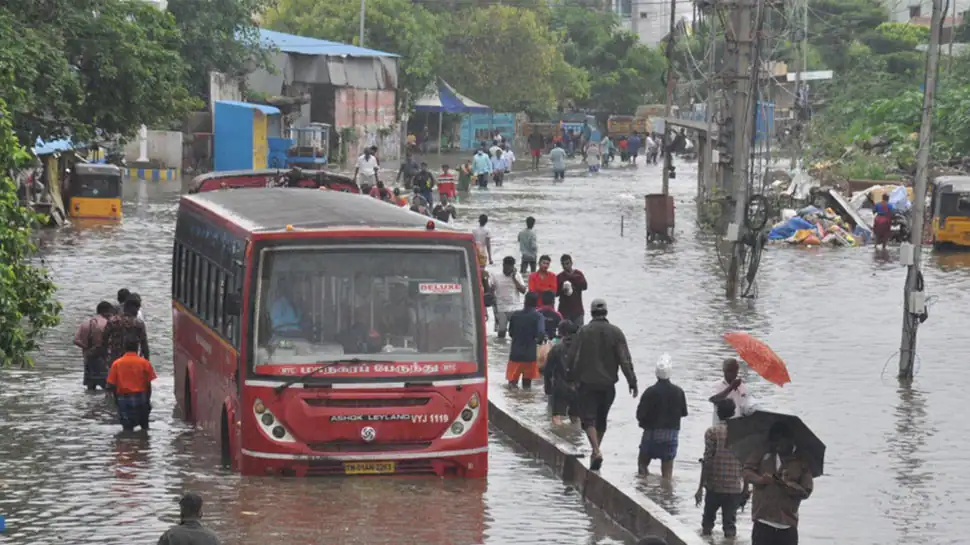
[414,79,490,114]
[32,138,78,156]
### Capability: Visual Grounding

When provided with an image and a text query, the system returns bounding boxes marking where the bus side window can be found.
[187,251,197,312]
[212,267,223,332]
[172,242,181,299]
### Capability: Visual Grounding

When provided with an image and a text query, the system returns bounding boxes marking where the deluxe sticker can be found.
[418,283,462,295]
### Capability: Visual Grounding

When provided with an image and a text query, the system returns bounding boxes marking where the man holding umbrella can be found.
[709,357,758,423]
[741,420,815,545]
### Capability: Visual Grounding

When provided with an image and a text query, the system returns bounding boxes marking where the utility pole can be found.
[789,0,807,170]
[661,0,677,197]
[703,7,718,201]
[898,0,943,380]
[719,0,760,299]
[359,0,366,47]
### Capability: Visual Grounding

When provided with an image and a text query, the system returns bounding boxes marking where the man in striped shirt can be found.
[696,399,747,538]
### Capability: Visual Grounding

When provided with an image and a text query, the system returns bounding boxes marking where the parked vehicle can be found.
[930,175,970,250]
[190,168,359,194]
[67,163,123,221]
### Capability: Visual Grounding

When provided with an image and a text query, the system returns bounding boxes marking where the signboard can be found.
[607,115,635,135]
[785,71,833,82]
[418,282,462,295]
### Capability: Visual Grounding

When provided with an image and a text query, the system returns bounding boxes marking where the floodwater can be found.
[0,179,632,545]
[461,160,970,545]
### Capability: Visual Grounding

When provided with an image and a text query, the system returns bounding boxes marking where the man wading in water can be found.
[566,299,638,470]
[75,301,114,390]
[157,493,221,545]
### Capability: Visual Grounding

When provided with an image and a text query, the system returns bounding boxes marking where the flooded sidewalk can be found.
[453,160,970,545]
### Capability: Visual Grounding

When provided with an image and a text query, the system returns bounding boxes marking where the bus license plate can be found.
[344,462,395,475]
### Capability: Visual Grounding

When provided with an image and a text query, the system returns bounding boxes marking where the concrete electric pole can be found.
[789,0,807,170]
[661,0,677,197]
[898,0,943,380]
[718,0,761,299]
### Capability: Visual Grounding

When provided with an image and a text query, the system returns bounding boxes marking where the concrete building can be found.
[882,0,968,22]
[245,29,401,165]
[615,0,688,47]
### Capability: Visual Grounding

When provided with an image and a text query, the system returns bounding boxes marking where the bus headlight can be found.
[253,401,295,443]
[441,393,481,440]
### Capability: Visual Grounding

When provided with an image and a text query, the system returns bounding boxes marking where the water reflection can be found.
[885,385,935,541]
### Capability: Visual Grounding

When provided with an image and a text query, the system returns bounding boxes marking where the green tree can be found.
[266,0,443,113]
[168,0,275,102]
[551,3,664,113]
[808,0,888,74]
[0,98,62,368]
[0,0,197,144]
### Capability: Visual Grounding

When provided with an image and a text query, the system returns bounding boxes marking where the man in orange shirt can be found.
[107,339,158,432]
[528,254,558,298]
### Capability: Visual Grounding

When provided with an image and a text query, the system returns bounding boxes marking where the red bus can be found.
[172,188,488,477]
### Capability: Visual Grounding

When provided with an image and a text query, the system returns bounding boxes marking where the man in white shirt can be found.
[491,256,527,338]
[354,148,380,186]
[472,214,492,265]
[501,144,515,173]
[709,358,758,423]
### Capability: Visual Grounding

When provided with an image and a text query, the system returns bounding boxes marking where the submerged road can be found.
[0,180,632,545]
[459,160,970,545]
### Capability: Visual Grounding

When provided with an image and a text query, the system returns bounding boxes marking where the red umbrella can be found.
[723,332,791,387]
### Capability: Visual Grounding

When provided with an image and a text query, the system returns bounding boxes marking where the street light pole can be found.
[359,0,366,47]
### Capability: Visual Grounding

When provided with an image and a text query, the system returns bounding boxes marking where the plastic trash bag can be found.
[889,185,911,211]
[781,208,797,221]
[768,216,815,240]
[803,234,821,246]
[798,205,823,216]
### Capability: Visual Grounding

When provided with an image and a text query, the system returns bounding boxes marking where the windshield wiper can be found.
[273,358,364,395]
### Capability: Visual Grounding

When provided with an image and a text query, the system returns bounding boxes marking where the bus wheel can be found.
[220,409,231,469]
[183,378,194,423]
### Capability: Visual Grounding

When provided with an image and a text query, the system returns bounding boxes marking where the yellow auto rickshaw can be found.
[930,175,970,250]
[69,163,123,221]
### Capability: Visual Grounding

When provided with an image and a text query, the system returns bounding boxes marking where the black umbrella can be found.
[726,410,826,477]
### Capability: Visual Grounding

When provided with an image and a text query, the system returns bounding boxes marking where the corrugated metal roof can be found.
[215,100,282,115]
[259,28,399,59]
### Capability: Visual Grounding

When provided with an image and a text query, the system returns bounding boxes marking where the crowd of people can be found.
[474,212,814,545]
[74,288,156,432]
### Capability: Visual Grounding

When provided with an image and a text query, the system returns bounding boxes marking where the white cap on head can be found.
[656,353,672,380]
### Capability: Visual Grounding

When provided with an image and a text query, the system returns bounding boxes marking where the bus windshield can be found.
[254,246,479,370]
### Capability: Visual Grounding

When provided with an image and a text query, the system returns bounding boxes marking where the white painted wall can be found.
[124,130,183,168]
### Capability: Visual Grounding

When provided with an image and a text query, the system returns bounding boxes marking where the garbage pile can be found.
[768,206,867,247]
[848,184,913,228]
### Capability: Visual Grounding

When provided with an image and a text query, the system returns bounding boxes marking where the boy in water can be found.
[507,292,546,389]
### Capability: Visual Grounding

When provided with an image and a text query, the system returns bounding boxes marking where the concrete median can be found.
[488,396,707,545]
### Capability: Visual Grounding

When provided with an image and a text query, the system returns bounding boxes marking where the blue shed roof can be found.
[33,138,79,156]
[215,100,282,115]
[258,28,399,58]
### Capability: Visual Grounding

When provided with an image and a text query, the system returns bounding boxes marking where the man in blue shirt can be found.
[628,132,642,165]
[472,148,492,189]
[506,292,545,389]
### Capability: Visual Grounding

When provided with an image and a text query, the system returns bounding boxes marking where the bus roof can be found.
[934,176,970,193]
[183,187,461,233]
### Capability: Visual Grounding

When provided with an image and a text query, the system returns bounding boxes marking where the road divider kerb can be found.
[488,397,707,545]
